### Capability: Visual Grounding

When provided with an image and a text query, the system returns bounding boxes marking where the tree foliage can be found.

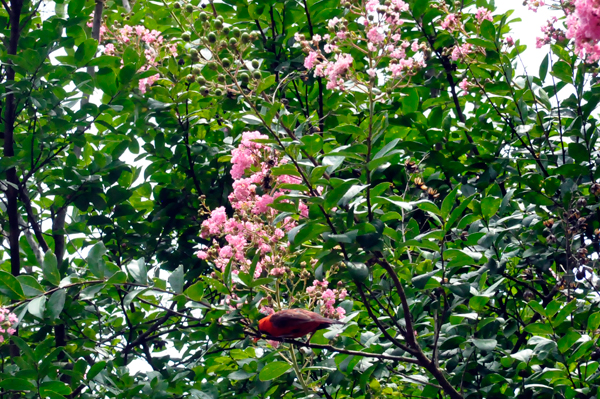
[2,0,600,399]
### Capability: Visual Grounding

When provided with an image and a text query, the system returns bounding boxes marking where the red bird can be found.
[258,308,344,339]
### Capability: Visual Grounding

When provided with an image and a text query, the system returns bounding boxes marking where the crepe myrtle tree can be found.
[4,0,600,399]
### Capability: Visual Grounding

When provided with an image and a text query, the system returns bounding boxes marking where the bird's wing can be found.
[269,309,321,329]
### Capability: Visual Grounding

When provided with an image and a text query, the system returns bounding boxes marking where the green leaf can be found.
[413,270,440,289]
[324,180,356,211]
[552,60,573,83]
[87,361,106,380]
[558,330,581,353]
[568,142,588,163]
[257,75,276,94]
[96,67,118,96]
[17,275,44,297]
[539,54,549,81]
[471,338,497,351]
[441,185,459,218]
[346,262,368,282]
[229,370,256,380]
[339,185,368,208]
[0,271,26,300]
[169,265,184,294]
[42,249,61,286]
[412,0,429,19]
[301,135,323,156]
[480,20,496,41]
[39,381,72,397]
[259,362,292,381]
[446,194,475,232]
[87,242,107,279]
[553,299,578,327]
[481,197,501,220]
[46,289,66,320]
[28,295,46,319]
[402,88,419,114]
[185,282,205,302]
[74,39,98,67]
[0,378,36,391]
[524,322,553,335]
[588,312,600,332]
[127,258,147,284]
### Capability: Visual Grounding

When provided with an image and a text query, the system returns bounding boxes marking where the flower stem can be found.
[289,345,310,395]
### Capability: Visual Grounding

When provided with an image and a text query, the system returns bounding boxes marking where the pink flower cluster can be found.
[451,43,473,62]
[458,78,471,95]
[527,0,546,12]
[0,307,18,343]
[441,13,461,32]
[306,280,347,320]
[300,0,425,90]
[536,17,566,49]
[88,14,178,94]
[475,7,493,24]
[566,0,600,63]
[197,131,306,278]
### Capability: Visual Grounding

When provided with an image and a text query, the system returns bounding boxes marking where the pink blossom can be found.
[201,206,228,237]
[104,43,115,56]
[366,0,380,12]
[254,195,274,214]
[322,289,335,301]
[411,41,419,52]
[506,36,514,47]
[6,328,15,335]
[475,7,493,23]
[566,0,600,63]
[367,27,385,44]
[451,43,473,61]
[267,339,280,348]
[458,78,470,95]
[527,0,545,12]
[367,68,377,77]
[197,251,208,260]
[441,13,460,32]
[338,289,347,300]
[328,17,341,29]
[304,51,319,70]
[219,245,234,258]
[260,306,275,315]
[336,307,346,319]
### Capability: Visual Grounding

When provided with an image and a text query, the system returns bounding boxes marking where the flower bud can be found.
[239,72,249,84]
[200,86,209,96]
[222,26,230,35]
[196,76,206,85]
[208,62,217,70]
[231,27,241,38]
[192,66,201,75]
[252,70,261,79]
[189,48,199,56]
[217,74,225,83]
[182,32,191,41]
[214,20,223,29]
[186,74,196,83]
[174,2,182,8]
[207,31,217,43]
[241,32,250,43]
[222,57,231,68]
[185,4,194,13]
[199,11,208,21]
[229,37,238,47]
[251,59,260,69]
[578,197,588,207]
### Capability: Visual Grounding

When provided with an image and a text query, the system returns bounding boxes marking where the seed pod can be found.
[192,67,201,75]
[196,76,206,85]
[189,48,199,56]
[241,32,250,43]
[239,72,250,84]
[185,4,194,13]
[214,19,223,29]
[182,32,191,41]
[222,26,230,35]
[207,32,217,43]
[231,27,241,38]
[174,2,181,8]
[222,58,231,68]
[186,74,196,83]
[251,59,259,69]
[215,88,223,96]
[252,70,261,79]
[229,37,238,47]
[199,11,208,21]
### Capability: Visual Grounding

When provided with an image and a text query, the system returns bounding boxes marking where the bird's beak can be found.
[252,336,260,343]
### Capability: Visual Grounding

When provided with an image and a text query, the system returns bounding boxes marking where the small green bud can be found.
[192,67,201,75]
[231,27,241,38]
[182,32,191,41]
[200,86,210,96]
[191,53,200,62]
[214,19,223,29]
[208,62,218,71]
[241,32,250,44]
[216,15,224,22]
[207,32,217,43]
[189,48,199,56]
[219,39,228,49]
[186,74,196,83]
[215,88,223,96]
[252,70,261,79]
[217,75,225,83]
[222,58,231,68]
[173,2,181,8]
[185,4,194,13]
[251,59,259,69]
[199,12,208,21]
[229,37,238,47]
[196,76,207,85]
[222,26,230,35]
[239,72,249,83]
